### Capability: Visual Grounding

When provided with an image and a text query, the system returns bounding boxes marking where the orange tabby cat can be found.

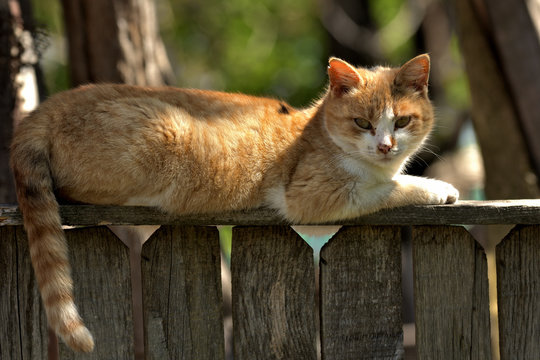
[10,54,458,352]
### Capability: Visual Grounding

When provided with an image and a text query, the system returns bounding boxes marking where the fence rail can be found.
[1,200,539,359]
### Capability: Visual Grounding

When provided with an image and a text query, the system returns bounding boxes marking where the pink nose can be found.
[378,143,392,154]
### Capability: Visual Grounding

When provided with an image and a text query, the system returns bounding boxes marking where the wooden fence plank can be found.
[141,226,224,360]
[2,200,540,227]
[16,226,50,359]
[496,225,540,359]
[0,226,23,360]
[412,226,491,359]
[59,227,134,359]
[320,226,403,359]
[1,226,49,360]
[231,226,316,360]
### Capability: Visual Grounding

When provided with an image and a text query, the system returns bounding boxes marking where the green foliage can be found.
[31,0,68,94]
[32,0,63,33]
[218,226,233,264]
[443,35,470,109]
[369,0,415,63]
[158,0,327,106]
[31,0,468,112]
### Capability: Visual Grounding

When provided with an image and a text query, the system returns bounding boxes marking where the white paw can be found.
[393,175,460,206]
[424,179,459,205]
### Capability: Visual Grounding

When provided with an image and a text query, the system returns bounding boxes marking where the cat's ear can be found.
[328,57,361,96]
[394,54,430,93]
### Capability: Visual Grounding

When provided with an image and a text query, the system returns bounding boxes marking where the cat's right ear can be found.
[394,54,430,94]
[328,58,361,97]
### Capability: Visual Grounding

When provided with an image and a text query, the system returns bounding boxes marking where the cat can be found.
[10,54,458,352]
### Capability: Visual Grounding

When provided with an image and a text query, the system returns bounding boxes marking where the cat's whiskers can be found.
[420,143,444,162]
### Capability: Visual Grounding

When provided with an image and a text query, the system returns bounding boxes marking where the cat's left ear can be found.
[328,57,361,97]
[394,54,430,94]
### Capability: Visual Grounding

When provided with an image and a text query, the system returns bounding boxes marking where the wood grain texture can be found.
[231,226,316,360]
[485,1,540,173]
[496,225,540,360]
[320,226,403,359]
[141,226,224,360]
[2,200,540,227]
[59,227,134,359]
[15,226,50,360]
[412,226,491,359]
[0,226,23,360]
[0,226,49,360]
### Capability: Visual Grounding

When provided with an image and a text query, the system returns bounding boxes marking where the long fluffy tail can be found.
[10,132,94,352]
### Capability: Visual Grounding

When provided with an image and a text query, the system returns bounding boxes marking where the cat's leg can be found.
[345,174,459,216]
[386,174,459,206]
[280,174,458,223]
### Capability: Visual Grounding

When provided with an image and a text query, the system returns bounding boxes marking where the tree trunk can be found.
[454,0,539,200]
[0,0,18,204]
[0,0,41,203]
[60,0,174,87]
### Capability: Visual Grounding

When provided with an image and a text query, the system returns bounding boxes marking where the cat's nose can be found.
[377,143,392,154]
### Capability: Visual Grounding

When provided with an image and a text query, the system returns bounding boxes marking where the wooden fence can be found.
[1,200,539,359]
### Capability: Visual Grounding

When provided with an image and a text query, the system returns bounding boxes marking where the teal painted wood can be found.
[231,226,317,360]
[412,226,491,359]
[497,225,540,359]
[320,226,403,359]
[141,226,225,360]
[59,227,134,359]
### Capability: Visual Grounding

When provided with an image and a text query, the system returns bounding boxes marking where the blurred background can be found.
[1,0,539,359]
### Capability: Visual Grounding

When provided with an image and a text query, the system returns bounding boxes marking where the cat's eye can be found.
[395,116,412,129]
[354,118,372,130]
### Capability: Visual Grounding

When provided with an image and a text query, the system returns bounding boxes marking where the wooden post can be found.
[59,227,134,359]
[320,226,403,359]
[496,225,540,359]
[0,226,48,359]
[142,226,225,360]
[412,226,491,359]
[231,226,317,360]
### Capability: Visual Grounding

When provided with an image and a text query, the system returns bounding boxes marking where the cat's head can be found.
[322,54,434,173]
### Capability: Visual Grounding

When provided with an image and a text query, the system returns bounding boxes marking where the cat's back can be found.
[38,83,291,118]
[23,84,301,137]
[14,84,308,211]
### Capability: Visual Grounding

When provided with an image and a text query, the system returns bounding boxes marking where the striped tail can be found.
[10,137,94,352]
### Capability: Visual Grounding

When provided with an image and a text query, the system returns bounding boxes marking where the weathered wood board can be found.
[0,226,48,360]
[141,225,224,360]
[412,225,491,359]
[231,226,316,360]
[496,225,540,360]
[320,226,403,359]
[59,227,134,359]
[0,226,24,360]
[2,200,540,227]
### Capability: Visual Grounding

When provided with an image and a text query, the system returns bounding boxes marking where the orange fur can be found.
[10,54,458,352]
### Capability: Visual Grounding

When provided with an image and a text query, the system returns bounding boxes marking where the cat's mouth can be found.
[378,151,400,162]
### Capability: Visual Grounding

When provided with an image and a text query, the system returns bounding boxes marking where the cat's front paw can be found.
[394,175,459,205]
[424,179,459,205]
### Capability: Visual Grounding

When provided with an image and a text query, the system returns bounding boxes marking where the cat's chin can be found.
[374,154,401,165]
[367,154,407,173]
